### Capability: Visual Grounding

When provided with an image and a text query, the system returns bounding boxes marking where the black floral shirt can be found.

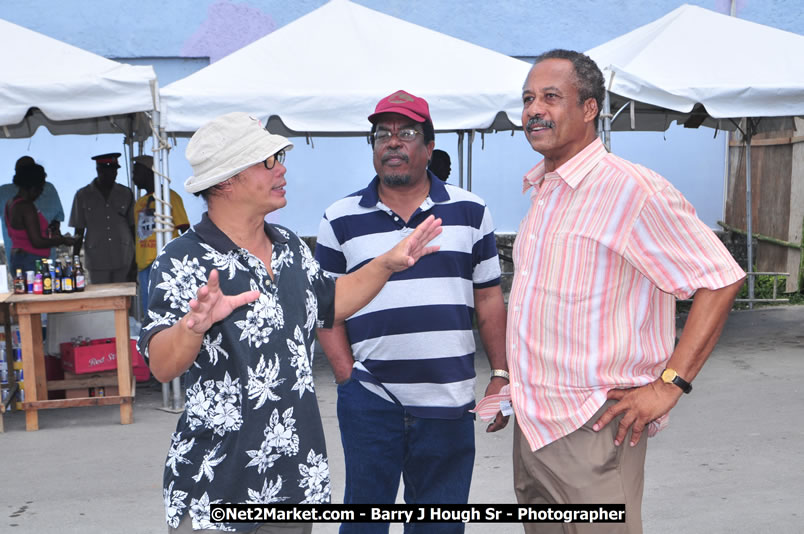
[138,213,336,531]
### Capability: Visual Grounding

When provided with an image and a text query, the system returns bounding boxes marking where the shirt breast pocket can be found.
[534,235,605,303]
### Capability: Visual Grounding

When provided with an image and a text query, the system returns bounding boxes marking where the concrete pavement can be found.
[1,306,802,533]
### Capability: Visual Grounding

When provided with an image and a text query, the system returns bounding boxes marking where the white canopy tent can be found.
[160,0,532,189]
[0,18,158,142]
[586,4,804,302]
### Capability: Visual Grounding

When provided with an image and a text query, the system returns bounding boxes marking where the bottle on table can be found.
[33,260,44,295]
[62,257,73,293]
[13,269,26,294]
[53,261,62,293]
[42,260,53,295]
[73,255,85,292]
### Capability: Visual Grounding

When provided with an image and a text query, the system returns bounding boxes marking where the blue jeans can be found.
[138,264,152,317]
[336,379,475,534]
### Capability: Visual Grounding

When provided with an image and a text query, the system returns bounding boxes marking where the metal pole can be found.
[745,122,754,308]
[457,131,465,189]
[601,90,612,151]
[149,80,184,412]
[467,130,474,192]
[127,142,135,190]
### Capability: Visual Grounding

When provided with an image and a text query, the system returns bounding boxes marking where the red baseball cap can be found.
[368,90,432,124]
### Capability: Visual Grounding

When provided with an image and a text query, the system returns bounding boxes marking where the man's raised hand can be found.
[381,215,442,272]
[184,269,260,334]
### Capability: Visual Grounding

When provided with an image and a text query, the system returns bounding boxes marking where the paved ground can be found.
[1,306,802,533]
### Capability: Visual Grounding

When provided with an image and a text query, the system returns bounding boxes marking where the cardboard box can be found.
[60,338,150,382]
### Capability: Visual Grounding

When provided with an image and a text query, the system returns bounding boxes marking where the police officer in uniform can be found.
[69,153,135,283]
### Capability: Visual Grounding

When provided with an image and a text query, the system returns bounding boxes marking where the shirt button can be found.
[394,217,399,221]
[514,306,520,312]
[522,269,529,275]
[538,200,545,206]
[529,234,535,240]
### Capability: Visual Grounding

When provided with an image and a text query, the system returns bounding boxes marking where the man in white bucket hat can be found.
[137,112,442,533]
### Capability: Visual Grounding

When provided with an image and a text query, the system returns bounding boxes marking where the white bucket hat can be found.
[184,112,293,194]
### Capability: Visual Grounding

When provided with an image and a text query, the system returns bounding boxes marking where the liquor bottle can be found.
[53,262,62,293]
[62,257,73,293]
[42,260,53,295]
[13,269,26,294]
[73,255,86,292]
[33,260,43,294]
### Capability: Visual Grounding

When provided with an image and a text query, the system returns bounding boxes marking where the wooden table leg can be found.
[18,312,45,431]
[114,307,133,425]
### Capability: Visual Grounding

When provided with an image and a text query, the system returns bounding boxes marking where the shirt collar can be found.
[522,137,608,193]
[358,171,450,208]
[193,212,288,253]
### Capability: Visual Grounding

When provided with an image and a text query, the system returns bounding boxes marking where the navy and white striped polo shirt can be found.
[315,174,501,419]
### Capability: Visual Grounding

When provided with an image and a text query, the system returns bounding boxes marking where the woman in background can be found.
[5,164,74,273]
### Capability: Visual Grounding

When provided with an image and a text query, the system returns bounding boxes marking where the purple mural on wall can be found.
[181,0,276,62]
[714,0,746,15]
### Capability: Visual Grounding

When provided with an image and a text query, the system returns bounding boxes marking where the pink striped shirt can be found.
[508,138,745,451]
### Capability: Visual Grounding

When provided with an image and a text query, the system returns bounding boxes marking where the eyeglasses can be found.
[263,150,286,170]
[372,128,423,145]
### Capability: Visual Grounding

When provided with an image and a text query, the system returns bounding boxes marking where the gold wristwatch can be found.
[660,368,692,394]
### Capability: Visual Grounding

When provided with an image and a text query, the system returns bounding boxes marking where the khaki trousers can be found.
[513,401,647,534]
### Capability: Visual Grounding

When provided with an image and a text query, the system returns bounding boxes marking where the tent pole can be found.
[745,121,754,309]
[601,91,612,151]
[151,79,183,411]
[127,141,135,190]
[467,130,474,192]
[457,132,465,189]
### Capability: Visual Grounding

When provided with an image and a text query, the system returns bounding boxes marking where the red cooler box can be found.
[60,338,150,382]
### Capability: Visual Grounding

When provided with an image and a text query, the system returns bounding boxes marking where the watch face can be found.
[661,368,677,383]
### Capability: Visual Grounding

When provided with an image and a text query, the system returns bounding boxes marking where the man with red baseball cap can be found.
[316,90,508,533]
[69,152,135,283]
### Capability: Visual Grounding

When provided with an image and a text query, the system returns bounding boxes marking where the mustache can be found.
[381,150,409,164]
[526,118,555,130]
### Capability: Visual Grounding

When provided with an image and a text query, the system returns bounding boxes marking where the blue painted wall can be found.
[1,0,802,237]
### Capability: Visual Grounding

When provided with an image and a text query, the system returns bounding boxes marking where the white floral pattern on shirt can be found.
[234,279,284,348]
[185,372,243,436]
[155,255,207,313]
[299,449,330,504]
[288,325,314,397]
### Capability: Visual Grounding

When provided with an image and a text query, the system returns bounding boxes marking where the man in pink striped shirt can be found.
[508,49,746,533]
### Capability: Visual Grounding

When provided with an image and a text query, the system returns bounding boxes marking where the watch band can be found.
[661,368,692,394]
[490,369,510,381]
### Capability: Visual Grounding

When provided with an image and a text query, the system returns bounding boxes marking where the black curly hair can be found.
[13,163,46,190]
